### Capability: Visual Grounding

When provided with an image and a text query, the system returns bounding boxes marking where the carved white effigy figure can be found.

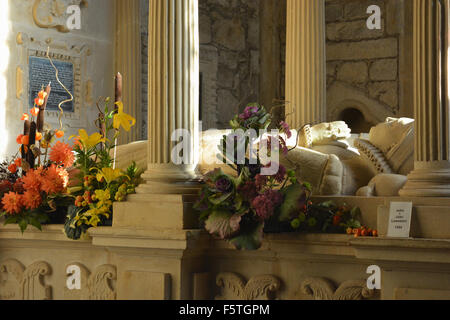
[112,118,415,197]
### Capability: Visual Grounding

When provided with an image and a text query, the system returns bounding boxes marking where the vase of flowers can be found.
[194,103,310,250]
[194,103,373,250]
[0,86,74,232]
[63,98,143,240]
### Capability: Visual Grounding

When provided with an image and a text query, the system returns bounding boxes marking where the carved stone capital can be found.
[299,277,375,300]
[0,259,52,300]
[216,272,281,300]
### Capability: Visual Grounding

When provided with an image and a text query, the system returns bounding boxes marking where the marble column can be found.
[114,0,142,144]
[399,0,450,197]
[285,0,326,130]
[137,0,200,195]
[113,0,200,230]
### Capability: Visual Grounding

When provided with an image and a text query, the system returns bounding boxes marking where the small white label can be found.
[387,202,412,238]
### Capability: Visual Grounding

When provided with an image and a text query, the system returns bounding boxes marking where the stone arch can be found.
[327,81,393,133]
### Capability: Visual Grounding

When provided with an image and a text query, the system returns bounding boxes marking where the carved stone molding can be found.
[64,263,116,300]
[299,277,375,300]
[216,272,281,300]
[0,259,52,300]
[32,0,87,33]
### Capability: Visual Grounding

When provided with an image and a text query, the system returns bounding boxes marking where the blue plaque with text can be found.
[28,56,75,112]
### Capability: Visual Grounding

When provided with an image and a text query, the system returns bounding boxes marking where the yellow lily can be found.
[95,167,125,184]
[71,129,105,149]
[114,101,136,132]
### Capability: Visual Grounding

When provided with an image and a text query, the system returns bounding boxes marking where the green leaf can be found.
[208,192,233,205]
[229,221,264,250]
[233,167,248,187]
[204,210,242,239]
[303,182,312,192]
[18,219,28,233]
[351,207,361,218]
[234,194,243,211]
[4,216,18,225]
[278,183,307,222]
[298,212,306,223]
[345,219,361,229]
[28,217,42,231]
[320,201,335,208]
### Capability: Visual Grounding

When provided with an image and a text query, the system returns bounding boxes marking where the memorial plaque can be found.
[28,56,75,112]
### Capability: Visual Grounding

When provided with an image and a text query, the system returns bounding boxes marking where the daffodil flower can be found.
[113,101,136,132]
[70,129,105,149]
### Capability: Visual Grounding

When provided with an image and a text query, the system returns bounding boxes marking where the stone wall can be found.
[325,0,412,132]
[199,0,260,129]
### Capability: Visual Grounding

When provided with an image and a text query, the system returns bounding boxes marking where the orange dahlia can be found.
[22,168,43,193]
[1,192,23,215]
[22,190,42,210]
[8,163,17,174]
[41,165,69,194]
[49,141,74,168]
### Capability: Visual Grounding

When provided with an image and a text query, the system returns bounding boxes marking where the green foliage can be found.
[229,221,264,251]
[3,210,49,233]
[64,99,142,240]
[278,183,308,222]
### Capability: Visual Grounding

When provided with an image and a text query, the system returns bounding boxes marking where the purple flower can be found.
[215,177,233,193]
[252,189,283,220]
[275,164,287,183]
[280,121,292,139]
[238,181,258,201]
[279,136,289,156]
[239,105,259,120]
[255,174,268,189]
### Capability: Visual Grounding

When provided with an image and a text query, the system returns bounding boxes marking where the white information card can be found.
[387,202,413,238]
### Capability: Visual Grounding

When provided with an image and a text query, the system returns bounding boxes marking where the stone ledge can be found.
[350,237,450,264]
[1,224,449,265]
[0,224,90,243]
[89,227,207,251]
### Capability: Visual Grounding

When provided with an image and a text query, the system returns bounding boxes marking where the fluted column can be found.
[285,0,326,130]
[114,0,142,144]
[137,0,199,195]
[399,0,450,197]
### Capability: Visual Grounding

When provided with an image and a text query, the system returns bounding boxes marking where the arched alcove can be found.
[338,108,372,133]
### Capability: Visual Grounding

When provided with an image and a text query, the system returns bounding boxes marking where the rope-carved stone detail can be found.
[0,259,52,300]
[300,277,375,300]
[354,138,393,174]
[64,263,117,300]
[216,272,281,300]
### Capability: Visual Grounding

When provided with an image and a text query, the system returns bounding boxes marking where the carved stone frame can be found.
[16,32,90,129]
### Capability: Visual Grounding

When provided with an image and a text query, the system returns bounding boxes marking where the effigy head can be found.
[369,117,414,155]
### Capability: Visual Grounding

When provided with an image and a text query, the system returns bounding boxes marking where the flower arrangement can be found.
[0,53,142,239]
[195,103,374,250]
[63,98,142,240]
[0,86,74,232]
